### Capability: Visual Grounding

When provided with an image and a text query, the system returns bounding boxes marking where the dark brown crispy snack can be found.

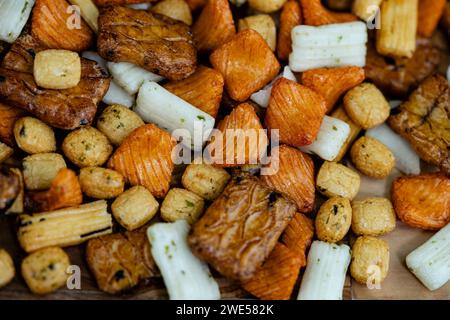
[97,6,197,81]
[417,0,446,37]
[261,145,315,213]
[364,39,440,97]
[0,36,110,130]
[163,66,224,118]
[0,167,19,211]
[192,0,236,52]
[210,29,280,102]
[281,213,314,267]
[388,74,450,174]
[108,124,176,199]
[241,243,301,300]
[391,173,449,230]
[0,103,26,146]
[189,175,296,281]
[25,169,83,213]
[32,0,94,52]
[86,228,158,294]
[277,0,302,61]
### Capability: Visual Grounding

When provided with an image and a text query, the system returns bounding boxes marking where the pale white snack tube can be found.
[250,66,297,108]
[127,3,152,10]
[299,116,350,161]
[366,124,420,175]
[0,0,35,43]
[135,81,215,150]
[108,62,164,95]
[297,241,351,300]
[447,65,450,83]
[406,223,450,291]
[147,220,221,300]
[289,22,368,72]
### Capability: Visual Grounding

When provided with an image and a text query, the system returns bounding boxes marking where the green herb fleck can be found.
[21,1,29,14]
[185,200,195,207]
[197,115,206,121]
[332,125,338,131]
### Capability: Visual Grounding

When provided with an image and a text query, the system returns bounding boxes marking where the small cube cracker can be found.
[0,249,15,288]
[351,197,396,236]
[34,50,81,90]
[299,0,357,25]
[316,161,360,199]
[0,142,13,163]
[160,188,205,224]
[21,247,70,295]
[210,29,280,102]
[238,15,276,51]
[112,186,159,231]
[23,153,67,191]
[14,117,56,154]
[181,163,230,201]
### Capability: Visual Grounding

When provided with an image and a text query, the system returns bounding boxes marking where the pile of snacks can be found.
[0,0,448,300]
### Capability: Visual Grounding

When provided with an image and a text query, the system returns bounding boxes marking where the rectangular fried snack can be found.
[97,6,197,80]
[163,66,224,118]
[18,200,113,252]
[241,243,302,300]
[210,29,280,102]
[391,173,449,230]
[417,0,446,37]
[107,124,175,199]
[281,213,314,267]
[261,145,315,213]
[388,75,450,174]
[299,0,357,26]
[277,0,302,61]
[188,175,296,281]
[0,35,110,130]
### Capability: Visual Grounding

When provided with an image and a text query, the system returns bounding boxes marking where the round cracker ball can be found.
[351,197,396,236]
[343,83,390,129]
[14,117,56,154]
[316,197,352,243]
[350,136,395,178]
[350,236,390,285]
[0,249,15,288]
[62,126,113,168]
[248,0,287,13]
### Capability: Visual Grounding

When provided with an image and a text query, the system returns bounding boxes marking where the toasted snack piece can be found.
[301,67,365,113]
[0,103,26,146]
[112,186,159,231]
[23,153,67,191]
[261,145,315,213]
[25,168,83,213]
[189,175,296,281]
[376,0,418,58]
[108,124,175,198]
[316,197,352,243]
[210,29,280,102]
[417,0,446,37]
[207,103,268,167]
[68,0,100,33]
[86,228,157,294]
[239,15,276,51]
[0,167,19,211]
[330,106,362,161]
[152,0,192,25]
[5,168,24,215]
[0,142,13,163]
[265,78,327,147]
[352,0,383,21]
[280,213,314,267]
[94,0,157,5]
[0,36,110,130]
[181,162,230,201]
[364,39,440,97]
[0,249,15,288]
[242,243,301,300]
[80,167,125,199]
[316,161,360,200]
[248,0,287,13]
[350,236,389,285]
[63,126,113,168]
[18,201,113,252]
[97,105,144,146]
[163,66,224,118]
[388,75,450,174]
[343,83,390,129]
[299,0,357,26]
[97,6,196,81]
[185,0,207,11]
[277,0,302,60]
[14,117,56,154]
[32,0,93,52]
[21,247,70,295]
[161,188,205,224]
[351,136,395,179]
[391,173,449,230]
[352,197,396,236]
